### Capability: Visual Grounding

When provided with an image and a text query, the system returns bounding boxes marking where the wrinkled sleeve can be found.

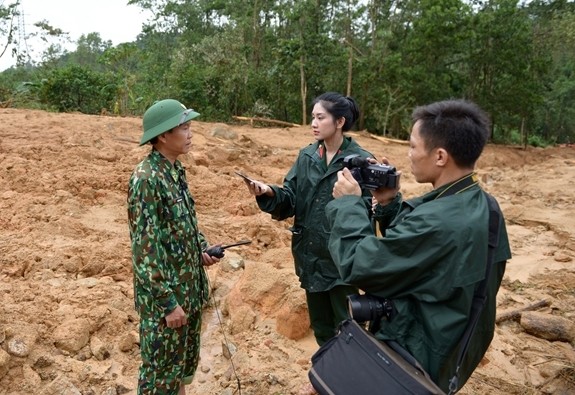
[256,160,298,221]
[198,232,209,251]
[373,193,403,233]
[325,195,452,298]
[128,176,178,315]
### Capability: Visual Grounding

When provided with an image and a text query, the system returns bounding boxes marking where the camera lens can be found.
[347,294,376,322]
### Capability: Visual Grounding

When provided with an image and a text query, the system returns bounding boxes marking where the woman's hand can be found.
[245,179,274,197]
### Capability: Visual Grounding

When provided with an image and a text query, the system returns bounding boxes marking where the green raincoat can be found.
[325,178,511,392]
[257,137,374,292]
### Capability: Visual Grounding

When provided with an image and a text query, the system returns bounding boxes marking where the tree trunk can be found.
[346,3,353,97]
[521,117,526,148]
[520,311,575,342]
[347,43,353,97]
[300,54,307,126]
[252,0,261,69]
[496,299,550,324]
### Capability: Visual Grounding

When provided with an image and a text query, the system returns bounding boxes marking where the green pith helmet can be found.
[140,99,200,145]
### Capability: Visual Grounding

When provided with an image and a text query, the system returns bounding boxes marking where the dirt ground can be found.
[0,108,574,395]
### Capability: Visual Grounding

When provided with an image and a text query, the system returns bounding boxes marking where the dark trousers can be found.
[306,285,359,346]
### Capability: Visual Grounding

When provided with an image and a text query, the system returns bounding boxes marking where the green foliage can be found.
[508,129,522,146]
[527,1,575,144]
[401,0,473,102]
[0,0,574,148]
[38,65,120,114]
[527,133,553,148]
[468,0,545,143]
[0,66,43,107]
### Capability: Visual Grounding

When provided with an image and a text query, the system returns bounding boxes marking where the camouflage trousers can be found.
[137,284,202,394]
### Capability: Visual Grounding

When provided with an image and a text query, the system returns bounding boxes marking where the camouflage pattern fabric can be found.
[137,307,201,393]
[128,148,209,394]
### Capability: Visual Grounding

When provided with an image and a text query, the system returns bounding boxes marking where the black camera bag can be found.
[309,318,445,395]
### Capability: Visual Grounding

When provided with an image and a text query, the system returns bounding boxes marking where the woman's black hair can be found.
[312,92,360,132]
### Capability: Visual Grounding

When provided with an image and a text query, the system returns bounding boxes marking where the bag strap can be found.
[373,174,499,394]
[434,173,478,200]
[447,192,501,394]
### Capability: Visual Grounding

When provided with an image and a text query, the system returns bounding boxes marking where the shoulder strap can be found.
[448,192,501,394]
[435,173,478,200]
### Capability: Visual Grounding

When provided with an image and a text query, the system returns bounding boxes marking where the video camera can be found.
[343,154,399,190]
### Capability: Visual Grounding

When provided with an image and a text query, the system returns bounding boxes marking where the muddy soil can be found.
[0,108,574,395]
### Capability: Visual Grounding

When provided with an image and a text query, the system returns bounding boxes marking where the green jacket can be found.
[257,137,373,292]
[325,178,511,392]
[127,149,209,318]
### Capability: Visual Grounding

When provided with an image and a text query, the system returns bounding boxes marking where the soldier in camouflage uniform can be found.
[127,99,221,395]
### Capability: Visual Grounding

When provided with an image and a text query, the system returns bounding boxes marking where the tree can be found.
[65,33,113,70]
[38,65,120,114]
[0,1,22,67]
[528,0,575,144]
[1,0,573,144]
[99,42,143,115]
[468,0,547,143]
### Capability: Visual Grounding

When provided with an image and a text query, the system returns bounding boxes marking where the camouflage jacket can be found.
[127,149,208,318]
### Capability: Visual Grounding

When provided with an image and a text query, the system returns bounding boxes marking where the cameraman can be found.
[326,99,511,392]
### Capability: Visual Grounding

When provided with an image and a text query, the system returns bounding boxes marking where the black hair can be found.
[312,92,360,132]
[411,99,490,168]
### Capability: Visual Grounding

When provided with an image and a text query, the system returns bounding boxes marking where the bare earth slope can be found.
[0,109,574,394]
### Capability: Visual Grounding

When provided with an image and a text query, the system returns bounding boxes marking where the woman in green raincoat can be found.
[244,92,374,347]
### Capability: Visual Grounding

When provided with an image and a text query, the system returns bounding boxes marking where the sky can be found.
[0,0,152,71]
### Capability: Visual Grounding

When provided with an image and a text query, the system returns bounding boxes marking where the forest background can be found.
[0,0,574,146]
